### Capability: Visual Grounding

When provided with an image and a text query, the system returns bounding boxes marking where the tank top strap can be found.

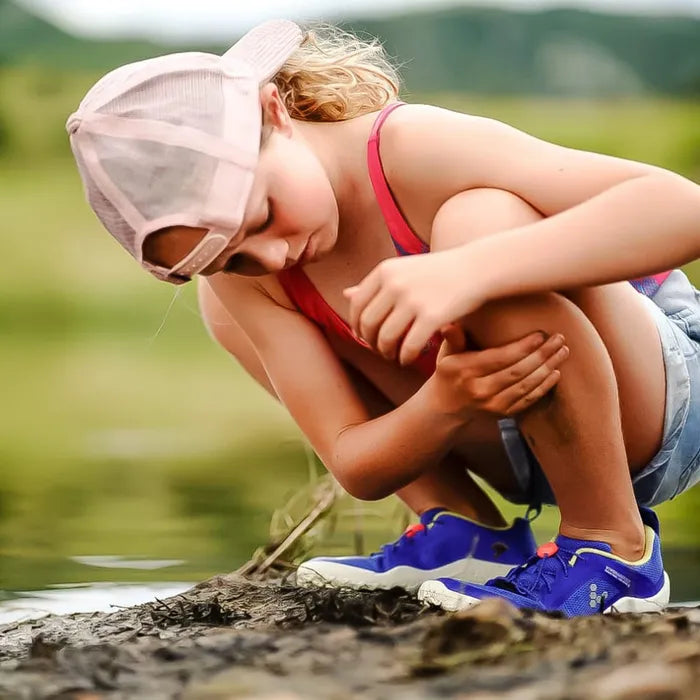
[277,267,359,346]
[367,102,429,256]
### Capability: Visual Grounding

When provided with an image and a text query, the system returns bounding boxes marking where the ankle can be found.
[416,503,507,529]
[559,522,646,561]
[451,506,507,529]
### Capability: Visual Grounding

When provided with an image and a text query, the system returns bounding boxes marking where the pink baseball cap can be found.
[66,19,304,284]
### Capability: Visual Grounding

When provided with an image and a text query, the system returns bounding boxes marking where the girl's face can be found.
[143,87,339,278]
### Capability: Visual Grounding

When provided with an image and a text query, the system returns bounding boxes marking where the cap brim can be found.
[223,19,304,83]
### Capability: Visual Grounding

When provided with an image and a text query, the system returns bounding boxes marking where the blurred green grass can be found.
[1,66,700,593]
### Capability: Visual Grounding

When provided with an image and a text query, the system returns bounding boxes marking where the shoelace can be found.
[493,545,583,598]
[373,519,444,559]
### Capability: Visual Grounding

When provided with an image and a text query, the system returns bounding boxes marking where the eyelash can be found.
[223,201,274,273]
[257,200,274,233]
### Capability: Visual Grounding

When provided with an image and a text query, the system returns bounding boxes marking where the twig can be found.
[237,478,343,577]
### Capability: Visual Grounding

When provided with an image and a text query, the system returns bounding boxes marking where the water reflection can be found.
[0,440,698,620]
[0,441,312,592]
[70,555,186,569]
[0,582,192,626]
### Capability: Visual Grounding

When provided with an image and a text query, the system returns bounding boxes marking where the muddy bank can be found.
[1,575,699,699]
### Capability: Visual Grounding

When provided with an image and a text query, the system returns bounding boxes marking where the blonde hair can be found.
[273,25,401,122]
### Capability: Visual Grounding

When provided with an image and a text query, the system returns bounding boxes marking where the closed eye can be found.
[251,199,274,235]
[222,199,274,276]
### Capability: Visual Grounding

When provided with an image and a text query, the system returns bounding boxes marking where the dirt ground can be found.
[1,574,699,700]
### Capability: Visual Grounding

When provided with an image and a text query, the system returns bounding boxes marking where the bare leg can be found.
[395,451,506,526]
[436,189,666,559]
[464,290,662,560]
[435,188,665,473]
[562,283,665,471]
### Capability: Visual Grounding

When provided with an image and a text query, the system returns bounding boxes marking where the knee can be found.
[465,292,589,348]
[433,188,544,248]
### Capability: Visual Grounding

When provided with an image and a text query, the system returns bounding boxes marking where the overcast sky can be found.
[19,0,700,41]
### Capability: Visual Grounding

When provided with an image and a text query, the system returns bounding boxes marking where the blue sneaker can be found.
[296,507,537,592]
[418,508,670,616]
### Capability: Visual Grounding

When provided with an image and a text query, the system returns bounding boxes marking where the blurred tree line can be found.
[0,0,698,164]
[352,7,700,96]
[1,0,698,95]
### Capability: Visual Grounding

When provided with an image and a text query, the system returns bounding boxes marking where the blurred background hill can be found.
[0,0,164,69]
[1,0,699,603]
[1,0,699,94]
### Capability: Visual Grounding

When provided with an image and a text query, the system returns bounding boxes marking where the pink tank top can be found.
[277,103,670,377]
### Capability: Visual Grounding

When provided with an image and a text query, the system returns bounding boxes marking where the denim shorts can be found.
[499,270,700,508]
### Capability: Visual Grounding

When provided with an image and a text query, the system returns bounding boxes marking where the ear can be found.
[259,83,292,137]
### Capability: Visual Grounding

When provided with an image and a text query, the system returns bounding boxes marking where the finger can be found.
[482,334,566,393]
[436,323,467,364]
[441,324,467,355]
[345,272,381,336]
[472,331,555,375]
[491,345,569,410]
[503,369,562,415]
[357,292,396,349]
[398,316,439,367]
[376,308,417,360]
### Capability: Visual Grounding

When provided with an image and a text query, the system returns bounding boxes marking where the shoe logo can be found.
[589,583,608,609]
[491,542,508,559]
[604,565,631,588]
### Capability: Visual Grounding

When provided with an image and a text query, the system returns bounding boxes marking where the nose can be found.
[247,237,291,272]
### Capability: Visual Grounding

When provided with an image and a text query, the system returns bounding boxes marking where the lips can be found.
[282,234,316,270]
[301,235,316,264]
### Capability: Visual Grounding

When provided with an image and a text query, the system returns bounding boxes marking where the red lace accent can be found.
[404,523,426,538]
[536,542,559,558]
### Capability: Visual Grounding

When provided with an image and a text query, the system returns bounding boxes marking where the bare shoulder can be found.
[377,103,507,197]
[380,104,501,157]
[382,102,494,141]
[199,273,294,314]
[376,102,662,217]
[198,273,298,342]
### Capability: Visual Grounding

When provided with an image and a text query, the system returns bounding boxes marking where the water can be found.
[0,441,409,624]
[0,437,698,626]
[0,582,192,626]
[1,549,698,626]
[3,332,697,621]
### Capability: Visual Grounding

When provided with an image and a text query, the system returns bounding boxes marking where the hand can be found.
[345,250,483,366]
[427,324,569,418]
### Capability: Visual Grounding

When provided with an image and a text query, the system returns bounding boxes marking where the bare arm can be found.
[203,274,464,500]
[346,106,700,363]
[198,279,276,396]
[205,271,567,498]
[389,106,700,296]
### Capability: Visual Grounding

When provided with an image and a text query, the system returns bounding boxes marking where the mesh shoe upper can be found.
[309,508,537,573]
[434,508,667,617]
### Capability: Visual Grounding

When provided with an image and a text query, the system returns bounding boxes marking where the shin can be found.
[465,293,646,558]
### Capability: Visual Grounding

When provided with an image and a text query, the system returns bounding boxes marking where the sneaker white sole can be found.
[603,571,671,614]
[296,557,515,593]
[418,571,672,614]
[417,579,478,611]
